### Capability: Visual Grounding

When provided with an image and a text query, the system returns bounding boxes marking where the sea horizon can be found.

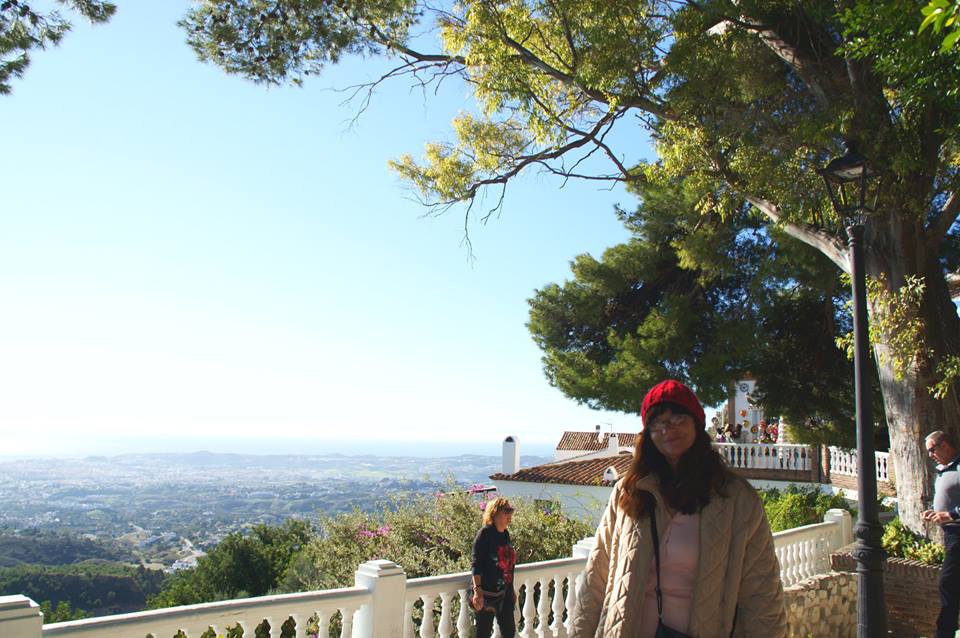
[3,434,560,460]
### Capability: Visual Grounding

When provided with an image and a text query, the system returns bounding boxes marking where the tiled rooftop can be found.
[490,452,634,487]
[556,431,638,451]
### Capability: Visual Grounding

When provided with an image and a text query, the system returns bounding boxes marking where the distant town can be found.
[0,451,550,571]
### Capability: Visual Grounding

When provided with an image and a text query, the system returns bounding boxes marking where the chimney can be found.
[603,466,619,482]
[607,432,619,454]
[502,436,520,475]
[595,424,602,443]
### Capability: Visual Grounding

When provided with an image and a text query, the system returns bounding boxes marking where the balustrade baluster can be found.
[551,575,566,638]
[796,541,806,582]
[819,534,830,573]
[438,591,454,638]
[492,619,502,638]
[340,607,354,638]
[314,611,327,638]
[536,578,550,637]
[520,579,535,638]
[269,616,281,638]
[419,595,436,638]
[786,545,796,585]
[457,589,471,638]
[564,571,580,636]
[793,544,802,584]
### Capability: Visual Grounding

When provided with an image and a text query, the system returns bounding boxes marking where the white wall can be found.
[494,480,612,527]
[550,447,632,464]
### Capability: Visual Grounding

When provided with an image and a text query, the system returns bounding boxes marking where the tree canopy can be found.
[527,174,870,447]
[178,0,960,533]
[0,0,115,94]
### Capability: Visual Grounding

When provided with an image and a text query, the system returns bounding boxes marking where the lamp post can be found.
[817,142,887,637]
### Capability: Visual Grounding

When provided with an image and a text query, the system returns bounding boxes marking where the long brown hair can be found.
[619,402,732,518]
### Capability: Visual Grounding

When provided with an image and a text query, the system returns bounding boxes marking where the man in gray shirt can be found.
[923,430,960,638]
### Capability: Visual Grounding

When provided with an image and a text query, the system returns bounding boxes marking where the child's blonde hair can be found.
[482,497,514,526]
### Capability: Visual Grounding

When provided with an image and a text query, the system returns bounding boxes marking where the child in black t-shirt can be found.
[471,497,517,638]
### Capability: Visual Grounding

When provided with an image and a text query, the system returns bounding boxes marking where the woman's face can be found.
[647,409,697,465]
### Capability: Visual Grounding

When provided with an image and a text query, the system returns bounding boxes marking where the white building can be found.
[492,434,632,525]
[553,425,638,461]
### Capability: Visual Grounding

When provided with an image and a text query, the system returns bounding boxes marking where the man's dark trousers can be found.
[937,526,960,638]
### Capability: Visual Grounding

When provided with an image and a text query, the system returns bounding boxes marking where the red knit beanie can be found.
[641,380,705,427]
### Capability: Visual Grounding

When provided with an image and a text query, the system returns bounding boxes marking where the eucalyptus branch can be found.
[338,57,462,123]
[744,195,849,272]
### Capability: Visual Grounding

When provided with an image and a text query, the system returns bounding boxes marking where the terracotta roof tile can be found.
[556,431,639,451]
[490,453,634,487]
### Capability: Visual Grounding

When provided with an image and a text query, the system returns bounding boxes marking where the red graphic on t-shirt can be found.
[497,544,517,585]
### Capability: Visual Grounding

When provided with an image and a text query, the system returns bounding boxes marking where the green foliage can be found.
[152,488,590,609]
[527,174,868,445]
[283,487,591,592]
[150,518,314,608]
[39,599,87,623]
[0,530,134,567]
[0,562,167,617]
[180,0,418,86]
[921,0,960,51]
[836,274,928,382]
[882,517,946,564]
[932,353,960,399]
[0,0,116,94]
[760,485,852,533]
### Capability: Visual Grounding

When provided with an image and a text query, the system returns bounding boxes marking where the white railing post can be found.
[353,559,406,638]
[0,595,42,638]
[572,537,595,560]
[824,508,853,547]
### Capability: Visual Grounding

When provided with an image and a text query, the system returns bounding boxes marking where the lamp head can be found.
[817,141,881,221]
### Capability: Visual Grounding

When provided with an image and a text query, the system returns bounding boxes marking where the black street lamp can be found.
[817,142,887,638]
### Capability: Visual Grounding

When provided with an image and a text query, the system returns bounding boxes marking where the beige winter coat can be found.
[571,473,786,638]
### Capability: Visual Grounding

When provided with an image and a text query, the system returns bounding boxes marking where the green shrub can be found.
[882,518,945,565]
[760,485,853,533]
[282,486,592,592]
[152,484,592,607]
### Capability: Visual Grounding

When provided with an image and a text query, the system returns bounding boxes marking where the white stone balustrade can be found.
[1,511,855,638]
[875,451,891,482]
[33,584,371,638]
[774,509,853,587]
[828,446,893,484]
[828,446,858,477]
[400,555,586,638]
[714,443,813,472]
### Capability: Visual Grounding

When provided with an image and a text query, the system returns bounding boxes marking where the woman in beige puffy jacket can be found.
[571,380,786,638]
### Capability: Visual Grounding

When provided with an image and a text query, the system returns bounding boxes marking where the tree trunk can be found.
[866,216,960,536]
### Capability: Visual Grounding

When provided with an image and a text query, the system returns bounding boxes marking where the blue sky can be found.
[0,2,667,456]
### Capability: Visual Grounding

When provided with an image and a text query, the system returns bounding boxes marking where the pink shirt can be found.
[639,512,700,638]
